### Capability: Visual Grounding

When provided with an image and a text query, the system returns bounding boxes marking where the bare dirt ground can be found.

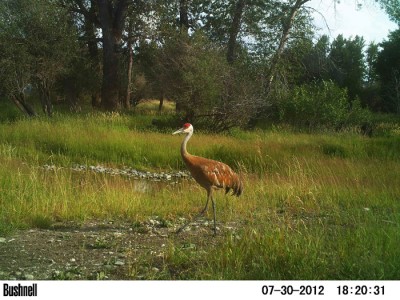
[0,219,237,280]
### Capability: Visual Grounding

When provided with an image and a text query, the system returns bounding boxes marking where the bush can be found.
[277,80,372,130]
[0,100,22,122]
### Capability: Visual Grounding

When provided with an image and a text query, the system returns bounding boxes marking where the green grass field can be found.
[1,107,400,279]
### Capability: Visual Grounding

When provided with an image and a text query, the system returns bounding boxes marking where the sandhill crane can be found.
[173,123,243,235]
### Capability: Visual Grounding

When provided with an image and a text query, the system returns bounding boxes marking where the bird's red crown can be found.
[183,123,191,129]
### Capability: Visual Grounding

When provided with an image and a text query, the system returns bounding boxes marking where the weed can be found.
[30,215,53,229]
[321,143,348,158]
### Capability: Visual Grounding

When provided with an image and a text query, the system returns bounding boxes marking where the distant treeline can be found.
[0,0,399,129]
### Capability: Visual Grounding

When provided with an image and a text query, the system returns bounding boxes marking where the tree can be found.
[376,29,400,113]
[180,0,314,127]
[263,0,311,88]
[365,42,379,85]
[379,0,400,25]
[0,0,79,116]
[60,0,103,108]
[96,0,129,111]
[328,34,366,100]
[226,0,247,64]
[300,35,332,83]
[0,40,37,116]
[361,42,381,111]
[179,0,190,33]
[120,1,154,109]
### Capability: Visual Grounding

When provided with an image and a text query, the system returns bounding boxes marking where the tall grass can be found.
[1,113,400,279]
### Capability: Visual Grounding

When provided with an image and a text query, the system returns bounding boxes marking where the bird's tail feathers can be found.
[225,174,243,197]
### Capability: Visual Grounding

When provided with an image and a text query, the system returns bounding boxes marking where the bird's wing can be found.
[199,159,243,196]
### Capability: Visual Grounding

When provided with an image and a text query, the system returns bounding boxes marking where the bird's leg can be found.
[175,189,211,235]
[199,190,210,215]
[211,196,217,236]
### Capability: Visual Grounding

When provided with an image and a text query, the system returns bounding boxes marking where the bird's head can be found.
[173,123,193,135]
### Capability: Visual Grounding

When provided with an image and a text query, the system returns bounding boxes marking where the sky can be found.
[308,0,398,44]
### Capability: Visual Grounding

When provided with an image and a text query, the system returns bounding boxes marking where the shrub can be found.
[278,80,372,130]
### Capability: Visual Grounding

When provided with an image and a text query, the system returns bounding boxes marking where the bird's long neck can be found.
[181,131,193,159]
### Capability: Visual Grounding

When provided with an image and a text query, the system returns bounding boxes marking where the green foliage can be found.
[0,0,80,115]
[0,0,395,127]
[375,29,400,114]
[365,42,379,85]
[321,143,348,158]
[176,34,228,115]
[0,113,181,169]
[0,113,398,175]
[195,222,400,279]
[379,0,400,25]
[0,101,22,122]
[152,32,259,130]
[30,214,53,229]
[328,34,366,100]
[277,80,372,129]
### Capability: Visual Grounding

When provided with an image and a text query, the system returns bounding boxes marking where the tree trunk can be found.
[248,0,309,127]
[85,1,102,108]
[64,78,81,112]
[394,72,400,114]
[124,44,133,110]
[91,93,101,107]
[101,34,120,111]
[97,0,128,111]
[158,92,164,113]
[179,0,189,34]
[265,0,310,88]
[175,0,190,113]
[124,27,133,110]
[227,0,246,64]
[72,0,102,107]
[38,81,53,117]
[11,93,37,117]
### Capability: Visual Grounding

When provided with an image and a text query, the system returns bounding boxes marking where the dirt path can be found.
[0,219,236,280]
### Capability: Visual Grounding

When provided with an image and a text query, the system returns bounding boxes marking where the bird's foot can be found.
[175,222,191,235]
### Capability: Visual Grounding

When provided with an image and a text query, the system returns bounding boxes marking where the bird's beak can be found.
[173,128,184,135]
